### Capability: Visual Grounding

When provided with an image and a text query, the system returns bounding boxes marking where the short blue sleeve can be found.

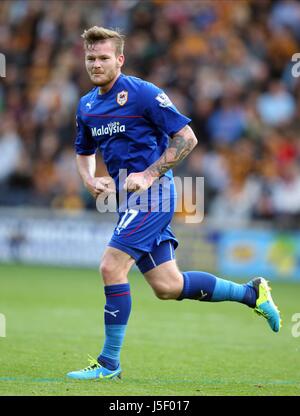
[74,103,97,155]
[140,81,191,136]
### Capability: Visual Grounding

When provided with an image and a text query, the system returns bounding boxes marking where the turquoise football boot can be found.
[248,277,282,332]
[67,356,122,380]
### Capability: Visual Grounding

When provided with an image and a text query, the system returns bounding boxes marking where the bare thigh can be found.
[143,260,183,300]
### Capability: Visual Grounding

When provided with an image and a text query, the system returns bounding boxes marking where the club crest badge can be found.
[116,90,128,106]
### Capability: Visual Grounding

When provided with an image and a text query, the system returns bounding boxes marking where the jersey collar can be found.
[97,73,124,99]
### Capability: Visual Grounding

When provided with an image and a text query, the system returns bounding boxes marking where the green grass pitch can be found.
[0,263,299,396]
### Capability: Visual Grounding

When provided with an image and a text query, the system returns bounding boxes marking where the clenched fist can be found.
[124,172,155,193]
[84,176,116,198]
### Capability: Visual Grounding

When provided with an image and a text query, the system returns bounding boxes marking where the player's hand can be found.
[124,172,155,193]
[85,177,116,199]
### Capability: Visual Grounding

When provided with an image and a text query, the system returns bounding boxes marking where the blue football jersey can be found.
[75,73,191,207]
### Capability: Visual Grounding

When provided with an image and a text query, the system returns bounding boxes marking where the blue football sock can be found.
[177,271,256,307]
[98,283,131,370]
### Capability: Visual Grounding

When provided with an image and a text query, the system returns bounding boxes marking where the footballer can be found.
[67,27,281,380]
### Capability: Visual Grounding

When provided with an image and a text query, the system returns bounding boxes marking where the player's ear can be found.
[117,54,125,68]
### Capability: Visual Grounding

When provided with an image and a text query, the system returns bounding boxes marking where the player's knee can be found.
[100,260,122,282]
[155,291,172,300]
[153,283,176,300]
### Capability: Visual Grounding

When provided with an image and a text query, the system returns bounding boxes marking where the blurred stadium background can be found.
[1,0,300,277]
[1,0,300,396]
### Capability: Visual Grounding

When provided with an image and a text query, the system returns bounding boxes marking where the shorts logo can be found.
[86,101,93,109]
[117,90,128,106]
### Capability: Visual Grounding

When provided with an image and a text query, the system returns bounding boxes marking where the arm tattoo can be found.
[145,128,197,178]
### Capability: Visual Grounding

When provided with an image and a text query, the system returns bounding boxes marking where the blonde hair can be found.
[81,26,125,56]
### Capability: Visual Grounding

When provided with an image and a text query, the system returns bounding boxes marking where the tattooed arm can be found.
[145,125,198,179]
[124,125,198,192]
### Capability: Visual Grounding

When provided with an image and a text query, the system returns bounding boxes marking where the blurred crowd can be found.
[1,0,300,226]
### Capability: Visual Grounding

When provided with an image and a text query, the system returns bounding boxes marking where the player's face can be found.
[85,40,124,88]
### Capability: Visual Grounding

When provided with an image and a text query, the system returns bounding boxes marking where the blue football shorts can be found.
[108,204,178,274]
